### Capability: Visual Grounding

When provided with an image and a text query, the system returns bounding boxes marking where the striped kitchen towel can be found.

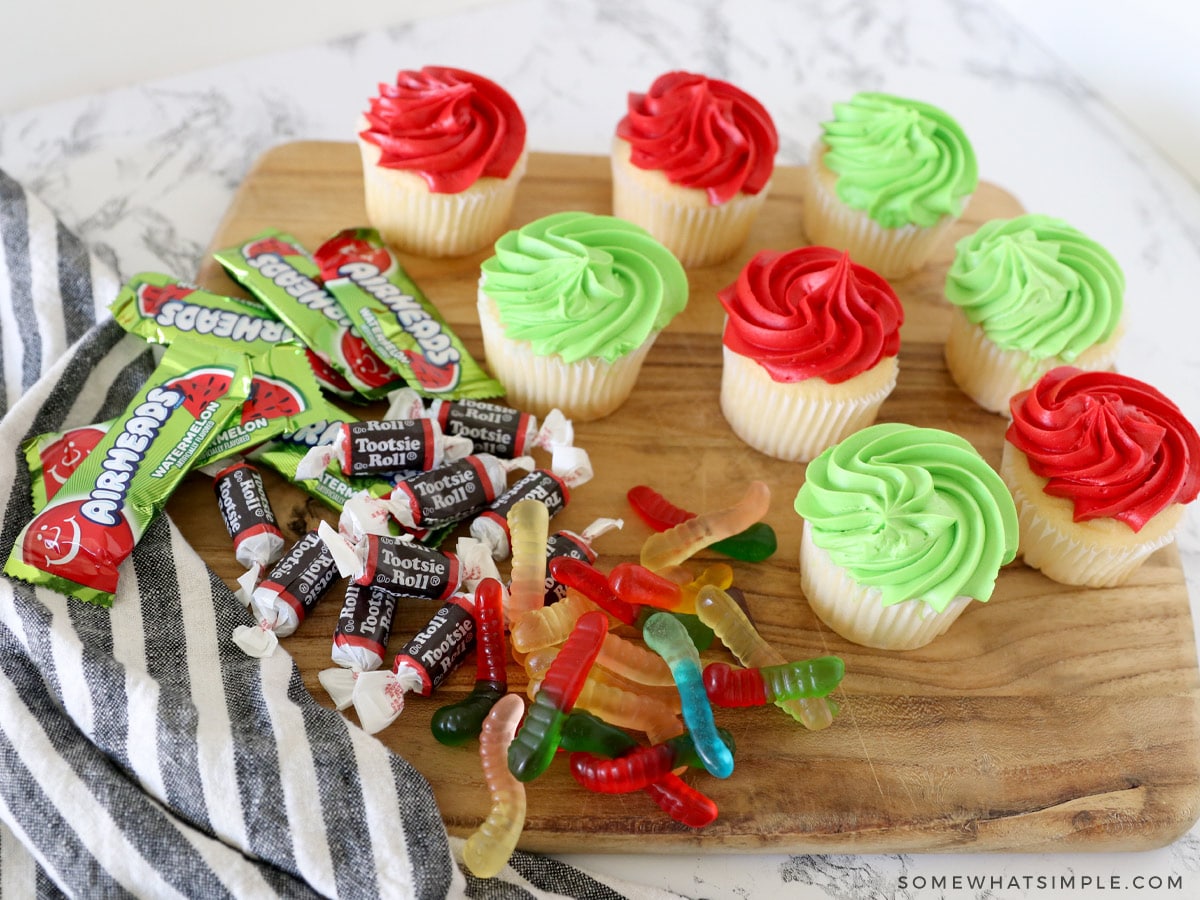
[0,168,682,900]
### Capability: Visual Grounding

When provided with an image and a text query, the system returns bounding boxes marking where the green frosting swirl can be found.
[944,214,1125,361]
[794,423,1017,612]
[480,211,688,363]
[820,92,978,229]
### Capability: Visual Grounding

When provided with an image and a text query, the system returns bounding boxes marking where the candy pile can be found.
[434,482,846,878]
[3,224,846,881]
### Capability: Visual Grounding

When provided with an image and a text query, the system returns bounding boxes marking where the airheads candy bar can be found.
[111,272,297,351]
[5,341,251,606]
[313,227,504,400]
[214,228,404,400]
[110,272,356,400]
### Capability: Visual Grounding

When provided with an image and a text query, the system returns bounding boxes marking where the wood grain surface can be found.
[170,141,1200,854]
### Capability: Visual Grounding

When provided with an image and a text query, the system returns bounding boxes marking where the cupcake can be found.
[718,246,903,462]
[795,423,1018,650]
[803,92,977,279]
[944,214,1125,414]
[477,211,688,421]
[612,71,778,268]
[1002,366,1200,587]
[357,66,527,258]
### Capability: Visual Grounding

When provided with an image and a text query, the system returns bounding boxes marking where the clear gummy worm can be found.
[505,498,550,623]
[639,481,771,571]
[462,693,527,879]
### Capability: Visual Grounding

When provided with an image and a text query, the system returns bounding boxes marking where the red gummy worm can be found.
[538,609,608,711]
[473,578,508,686]
[569,745,678,794]
[608,562,683,612]
[644,775,719,828]
[548,557,639,626]
[626,485,695,532]
[703,662,767,707]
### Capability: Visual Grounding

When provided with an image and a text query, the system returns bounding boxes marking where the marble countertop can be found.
[2,0,1198,896]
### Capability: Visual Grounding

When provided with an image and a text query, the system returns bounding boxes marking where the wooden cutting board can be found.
[170,141,1200,855]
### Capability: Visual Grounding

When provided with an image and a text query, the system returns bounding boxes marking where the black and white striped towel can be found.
[0,168,683,899]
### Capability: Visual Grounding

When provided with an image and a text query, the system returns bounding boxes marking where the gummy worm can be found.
[568,726,736,793]
[695,586,837,731]
[504,498,550,624]
[507,610,607,782]
[559,711,719,828]
[627,484,778,563]
[462,693,527,879]
[642,612,733,779]
[704,657,845,707]
[431,578,510,747]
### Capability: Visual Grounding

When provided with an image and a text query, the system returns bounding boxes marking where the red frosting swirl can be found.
[616,71,777,205]
[1006,367,1200,531]
[719,247,903,384]
[360,66,526,194]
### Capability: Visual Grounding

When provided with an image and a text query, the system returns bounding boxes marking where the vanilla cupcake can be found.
[803,92,977,279]
[612,71,778,268]
[477,211,688,421]
[719,246,903,462]
[944,214,1125,413]
[357,66,527,257]
[1002,367,1200,587]
[795,423,1018,650]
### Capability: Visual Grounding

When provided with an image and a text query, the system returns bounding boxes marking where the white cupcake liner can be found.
[944,307,1124,415]
[802,140,963,279]
[610,138,769,268]
[800,521,974,650]
[999,442,1182,587]
[477,292,655,421]
[720,346,897,462]
[358,136,526,258]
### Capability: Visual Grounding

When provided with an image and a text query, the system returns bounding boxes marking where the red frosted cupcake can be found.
[612,71,778,268]
[719,246,903,461]
[357,66,527,257]
[1002,366,1200,587]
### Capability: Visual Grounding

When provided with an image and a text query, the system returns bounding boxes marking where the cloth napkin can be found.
[0,167,682,900]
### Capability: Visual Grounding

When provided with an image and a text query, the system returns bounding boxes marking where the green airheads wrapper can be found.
[111,272,299,352]
[313,227,504,399]
[5,341,252,607]
[214,228,405,400]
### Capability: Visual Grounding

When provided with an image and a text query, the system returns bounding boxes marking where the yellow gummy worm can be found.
[505,498,550,624]
[695,585,835,731]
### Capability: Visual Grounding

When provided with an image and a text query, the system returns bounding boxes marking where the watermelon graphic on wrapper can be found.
[136,282,196,317]
[166,366,237,418]
[244,236,302,259]
[242,373,307,425]
[403,350,461,393]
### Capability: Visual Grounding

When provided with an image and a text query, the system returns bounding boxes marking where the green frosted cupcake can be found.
[803,92,977,279]
[794,423,1018,650]
[943,213,1125,413]
[477,211,688,421]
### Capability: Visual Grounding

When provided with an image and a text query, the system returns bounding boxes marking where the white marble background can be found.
[2,0,1199,897]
